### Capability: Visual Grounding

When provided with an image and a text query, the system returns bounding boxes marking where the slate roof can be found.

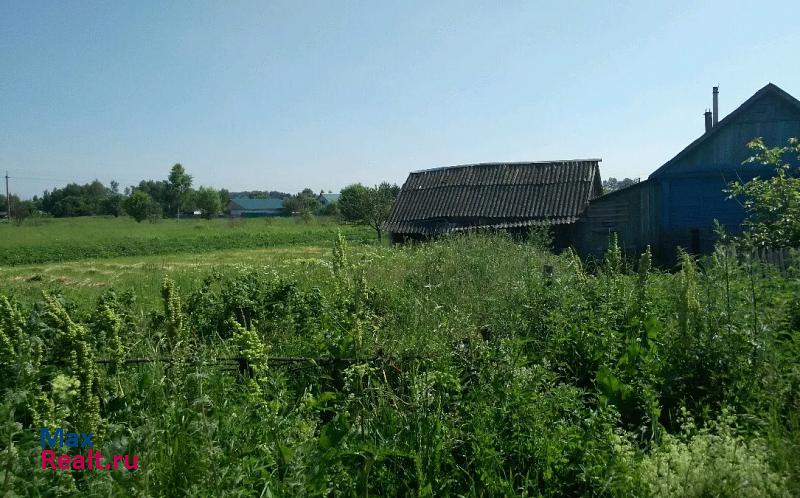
[385,159,603,235]
[650,83,800,178]
[319,193,341,203]
[228,197,284,211]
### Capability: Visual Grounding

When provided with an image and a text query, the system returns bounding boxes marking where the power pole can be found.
[4,171,9,222]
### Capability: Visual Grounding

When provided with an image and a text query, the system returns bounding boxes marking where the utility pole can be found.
[4,171,9,222]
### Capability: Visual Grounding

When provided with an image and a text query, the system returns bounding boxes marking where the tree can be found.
[317,201,339,217]
[9,198,33,225]
[100,194,124,217]
[284,188,320,220]
[603,177,639,194]
[727,137,800,248]
[1,193,18,220]
[135,179,169,216]
[168,164,193,218]
[39,180,112,217]
[124,190,160,223]
[218,189,230,213]
[338,182,399,241]
[195,187,222,219]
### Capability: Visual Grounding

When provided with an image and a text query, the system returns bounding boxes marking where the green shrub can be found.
[639,411,790,497]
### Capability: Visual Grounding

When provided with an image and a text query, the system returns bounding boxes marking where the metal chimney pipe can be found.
[704,110,713,133]
[712,86,719,126]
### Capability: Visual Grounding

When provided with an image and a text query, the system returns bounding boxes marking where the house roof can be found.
[228,197,284,211]
[320,193,341,203]
[650,83,800,178]
[384,159,603,235]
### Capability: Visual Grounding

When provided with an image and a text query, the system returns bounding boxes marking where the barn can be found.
[574,83,800,263]
[384,160,603,246]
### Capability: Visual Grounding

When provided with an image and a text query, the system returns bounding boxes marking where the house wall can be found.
[654,91,800,262]
[230,209,284,217]
[653,92,800,179]
[577,90,800,265]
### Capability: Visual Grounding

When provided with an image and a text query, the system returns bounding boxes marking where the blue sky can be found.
[2,1,799,198]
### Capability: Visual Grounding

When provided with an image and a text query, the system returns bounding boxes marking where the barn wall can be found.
[573,181,657,262]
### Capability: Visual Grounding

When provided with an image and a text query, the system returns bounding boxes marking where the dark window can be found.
[690,228,700,254]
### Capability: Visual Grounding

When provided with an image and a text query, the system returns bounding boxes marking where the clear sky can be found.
[2,1,799,198]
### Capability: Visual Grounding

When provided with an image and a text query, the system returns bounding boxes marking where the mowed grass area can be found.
[0,216,374,266]
[0,245,344,311]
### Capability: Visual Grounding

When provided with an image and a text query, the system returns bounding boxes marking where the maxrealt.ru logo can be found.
[40,428,138,471]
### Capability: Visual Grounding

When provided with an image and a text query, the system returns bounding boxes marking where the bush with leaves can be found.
[638,410,790,497]
[728,137,800,248]
[123,189,161,223]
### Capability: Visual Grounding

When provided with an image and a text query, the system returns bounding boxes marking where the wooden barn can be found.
[384,160,603,246]
[574,83,800,263]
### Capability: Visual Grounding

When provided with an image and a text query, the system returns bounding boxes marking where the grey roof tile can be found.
[385,160,602,234]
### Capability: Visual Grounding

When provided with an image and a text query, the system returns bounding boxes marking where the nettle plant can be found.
[90,291,127,374]
[0,296,51,428]
[39,293,103,434]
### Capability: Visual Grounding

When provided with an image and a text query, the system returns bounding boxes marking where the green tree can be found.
[181,189,198,214]
[124,190,159,223]
[10,198,34,225]
[218,188,230,213]
[727,137,800,248]
[603,177,639,194]
[168,163,193,218]
[284,188,320,221]
[195,186,222,219]
[338,182,399,241]
[317,200,340,217]
[100,194,124,217]
[135,179,169,215]
[1,193,20,220]
[39,180,111,217]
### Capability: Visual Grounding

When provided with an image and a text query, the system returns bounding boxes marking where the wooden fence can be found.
[718,246,794,275]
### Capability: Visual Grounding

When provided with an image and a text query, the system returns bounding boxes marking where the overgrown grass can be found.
[1,233,798,496]
[0,216,373,266]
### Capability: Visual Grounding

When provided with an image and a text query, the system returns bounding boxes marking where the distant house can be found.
[574,83,800,263]
[318,193,341,204]
[385,160,603,246]
[227,197,285,217]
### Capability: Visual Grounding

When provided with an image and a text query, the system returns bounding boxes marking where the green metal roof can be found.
[229,197,284,211]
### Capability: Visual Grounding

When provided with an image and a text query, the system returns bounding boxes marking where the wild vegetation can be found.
[1,231,798,496]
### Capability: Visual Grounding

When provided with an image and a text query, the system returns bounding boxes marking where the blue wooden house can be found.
[575,83,800,263]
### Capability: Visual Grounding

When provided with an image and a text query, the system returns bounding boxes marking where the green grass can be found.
[0,245,340,310]
[0,216,374,266]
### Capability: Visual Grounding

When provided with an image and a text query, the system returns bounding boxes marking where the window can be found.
[690,228,700,254]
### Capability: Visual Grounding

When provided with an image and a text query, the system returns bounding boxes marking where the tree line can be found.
[4,164,403,239]
[3,164,228,223]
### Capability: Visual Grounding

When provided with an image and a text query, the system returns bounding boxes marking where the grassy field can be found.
[0,216,373,266]
[1,220,799,496]
[0,245,340,310]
